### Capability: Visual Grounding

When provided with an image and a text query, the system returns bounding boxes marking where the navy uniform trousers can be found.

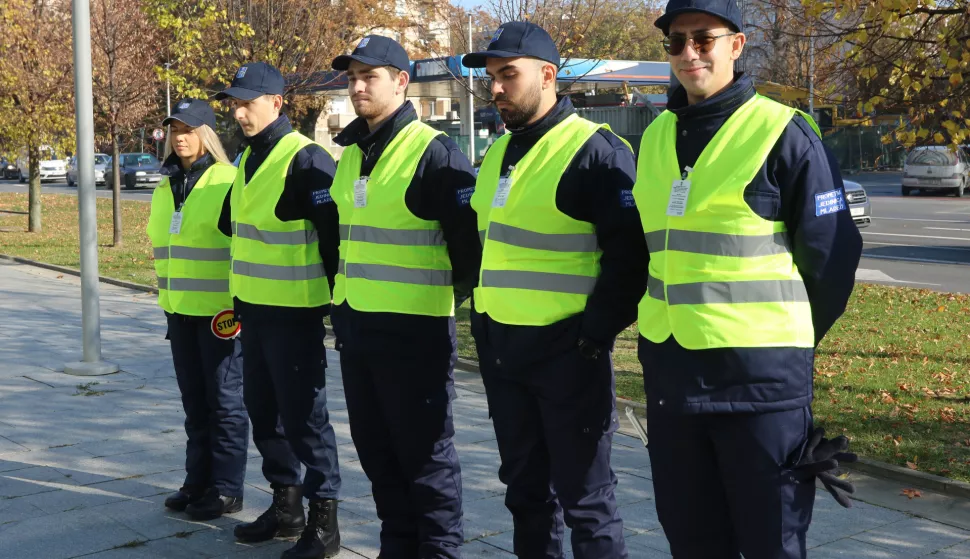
[238,308,341,499]
[166,314,248,497]
[339,342,464,559]
[475,336,627,559]
[647,403,816,559]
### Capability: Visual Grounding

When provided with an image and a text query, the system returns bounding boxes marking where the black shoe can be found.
[185,487,243,520]
[234,485,306,543]
[164,486,205,512]
[281,498,340,559]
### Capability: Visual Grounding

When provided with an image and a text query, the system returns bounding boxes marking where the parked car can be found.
[1,159,17,179]
[66,153,110,187]
[901,145,969,197]
[17,157,68,183]
[103,152,162,190]
[843,180,871,227]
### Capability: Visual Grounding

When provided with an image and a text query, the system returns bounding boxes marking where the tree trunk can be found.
[28,145,41,232]
[111,129,122,247]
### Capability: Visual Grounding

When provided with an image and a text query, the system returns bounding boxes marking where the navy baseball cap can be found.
[332,35,410,72]
[655,0,743,35]
[162,98,216,129]
[462,21,560,68]
[214,62,285,101]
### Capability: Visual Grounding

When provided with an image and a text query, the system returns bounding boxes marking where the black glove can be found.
[792,427,858,508]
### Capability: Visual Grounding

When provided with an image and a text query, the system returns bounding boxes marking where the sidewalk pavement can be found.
[2,258,970,558]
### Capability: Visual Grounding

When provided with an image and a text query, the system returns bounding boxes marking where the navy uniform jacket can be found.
[218,114,339,321]
[471,96,648,368]
[328,101,483,357]
[640,74,864,414]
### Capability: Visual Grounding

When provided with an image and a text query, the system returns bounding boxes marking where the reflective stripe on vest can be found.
[233,222,320,245]
[229,132,332,308]
[472,114,617,326]
[145,163,236,316]
[633,95,816,349]
[331,120,455,317]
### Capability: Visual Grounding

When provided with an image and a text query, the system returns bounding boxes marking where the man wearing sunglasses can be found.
[631,0,863,558]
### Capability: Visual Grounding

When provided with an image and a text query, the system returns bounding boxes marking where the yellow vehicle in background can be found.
[756,82,871,129]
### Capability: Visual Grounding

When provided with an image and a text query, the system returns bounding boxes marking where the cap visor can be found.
[162,114,205,128]
[461,50,530,68]
[213,87,264,101]
[332,54,405,71]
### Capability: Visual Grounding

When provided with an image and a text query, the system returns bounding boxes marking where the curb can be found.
[845,457,970,500]
[0,254,158,294]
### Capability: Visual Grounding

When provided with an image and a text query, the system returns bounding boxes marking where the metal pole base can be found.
[63,360,119,376]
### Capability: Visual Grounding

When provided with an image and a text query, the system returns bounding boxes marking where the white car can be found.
[17,158,68,183]
[901,145,969,197]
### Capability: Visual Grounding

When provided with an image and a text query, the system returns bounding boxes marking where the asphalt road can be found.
[851,171,970,294]
[0,177,153,201]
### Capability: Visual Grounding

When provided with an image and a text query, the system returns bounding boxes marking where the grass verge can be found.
[0,193,155,287]
[3,193,969,481]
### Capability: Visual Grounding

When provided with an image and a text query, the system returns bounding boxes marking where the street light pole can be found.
[468,14,475,162]
[165,62,171,116]
[808,31,815,119]
[65,0,118,376]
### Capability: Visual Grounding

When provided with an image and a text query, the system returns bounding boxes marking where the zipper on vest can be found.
[682,166,693,180]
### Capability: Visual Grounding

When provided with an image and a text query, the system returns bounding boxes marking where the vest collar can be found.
[668,73,755,123]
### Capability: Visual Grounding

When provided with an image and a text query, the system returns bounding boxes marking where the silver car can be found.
[844,180,871,227]
[901,146,969,197]
[66,153,110,187]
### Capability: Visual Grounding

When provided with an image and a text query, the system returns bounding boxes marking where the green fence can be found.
[820,125,908,172]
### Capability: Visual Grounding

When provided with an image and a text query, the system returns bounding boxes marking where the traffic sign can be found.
[152,128,164,141]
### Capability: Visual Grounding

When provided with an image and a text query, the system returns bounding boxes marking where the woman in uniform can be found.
[147,98,248,521]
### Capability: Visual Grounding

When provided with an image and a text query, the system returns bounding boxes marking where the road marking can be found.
[925,227,970,232]
[855,266,942,286]
[861,231,970,242]
[871,217,970,224]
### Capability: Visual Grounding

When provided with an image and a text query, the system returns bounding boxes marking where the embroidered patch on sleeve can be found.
[620,189,637,208]
[456,186,475,206]
[311,189,333,206]
[814,189,846,217]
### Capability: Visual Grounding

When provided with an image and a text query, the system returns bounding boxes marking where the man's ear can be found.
[541,61,557,90]
[398,70,411,95]
[731,32,747,61]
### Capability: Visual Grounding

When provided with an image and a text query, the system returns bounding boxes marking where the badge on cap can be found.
[490,28,504,43]
[357,37,370,49]
[236,67,248,79]
[178,102,190,110]
[211,309,241,339]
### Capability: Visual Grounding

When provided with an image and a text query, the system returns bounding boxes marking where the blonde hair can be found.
[164,123,232,166]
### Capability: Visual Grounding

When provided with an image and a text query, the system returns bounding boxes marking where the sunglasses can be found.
[663,32,737,56]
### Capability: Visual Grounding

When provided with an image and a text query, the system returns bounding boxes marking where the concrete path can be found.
[1,259,969,558]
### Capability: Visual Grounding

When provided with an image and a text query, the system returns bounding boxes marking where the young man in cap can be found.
[327,35,480,559]
[632,1,863,557]
[463,21,646,559]
[214,61,342,559]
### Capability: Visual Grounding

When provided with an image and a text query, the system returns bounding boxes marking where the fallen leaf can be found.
[901,488,922,499]
[55,274,63,279]
[906,461,918,470]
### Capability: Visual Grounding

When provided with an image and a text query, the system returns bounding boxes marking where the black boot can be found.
[281,499,340,559]
[164,485,204,512]
[234,485,305,542]
[185,487,243,520]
